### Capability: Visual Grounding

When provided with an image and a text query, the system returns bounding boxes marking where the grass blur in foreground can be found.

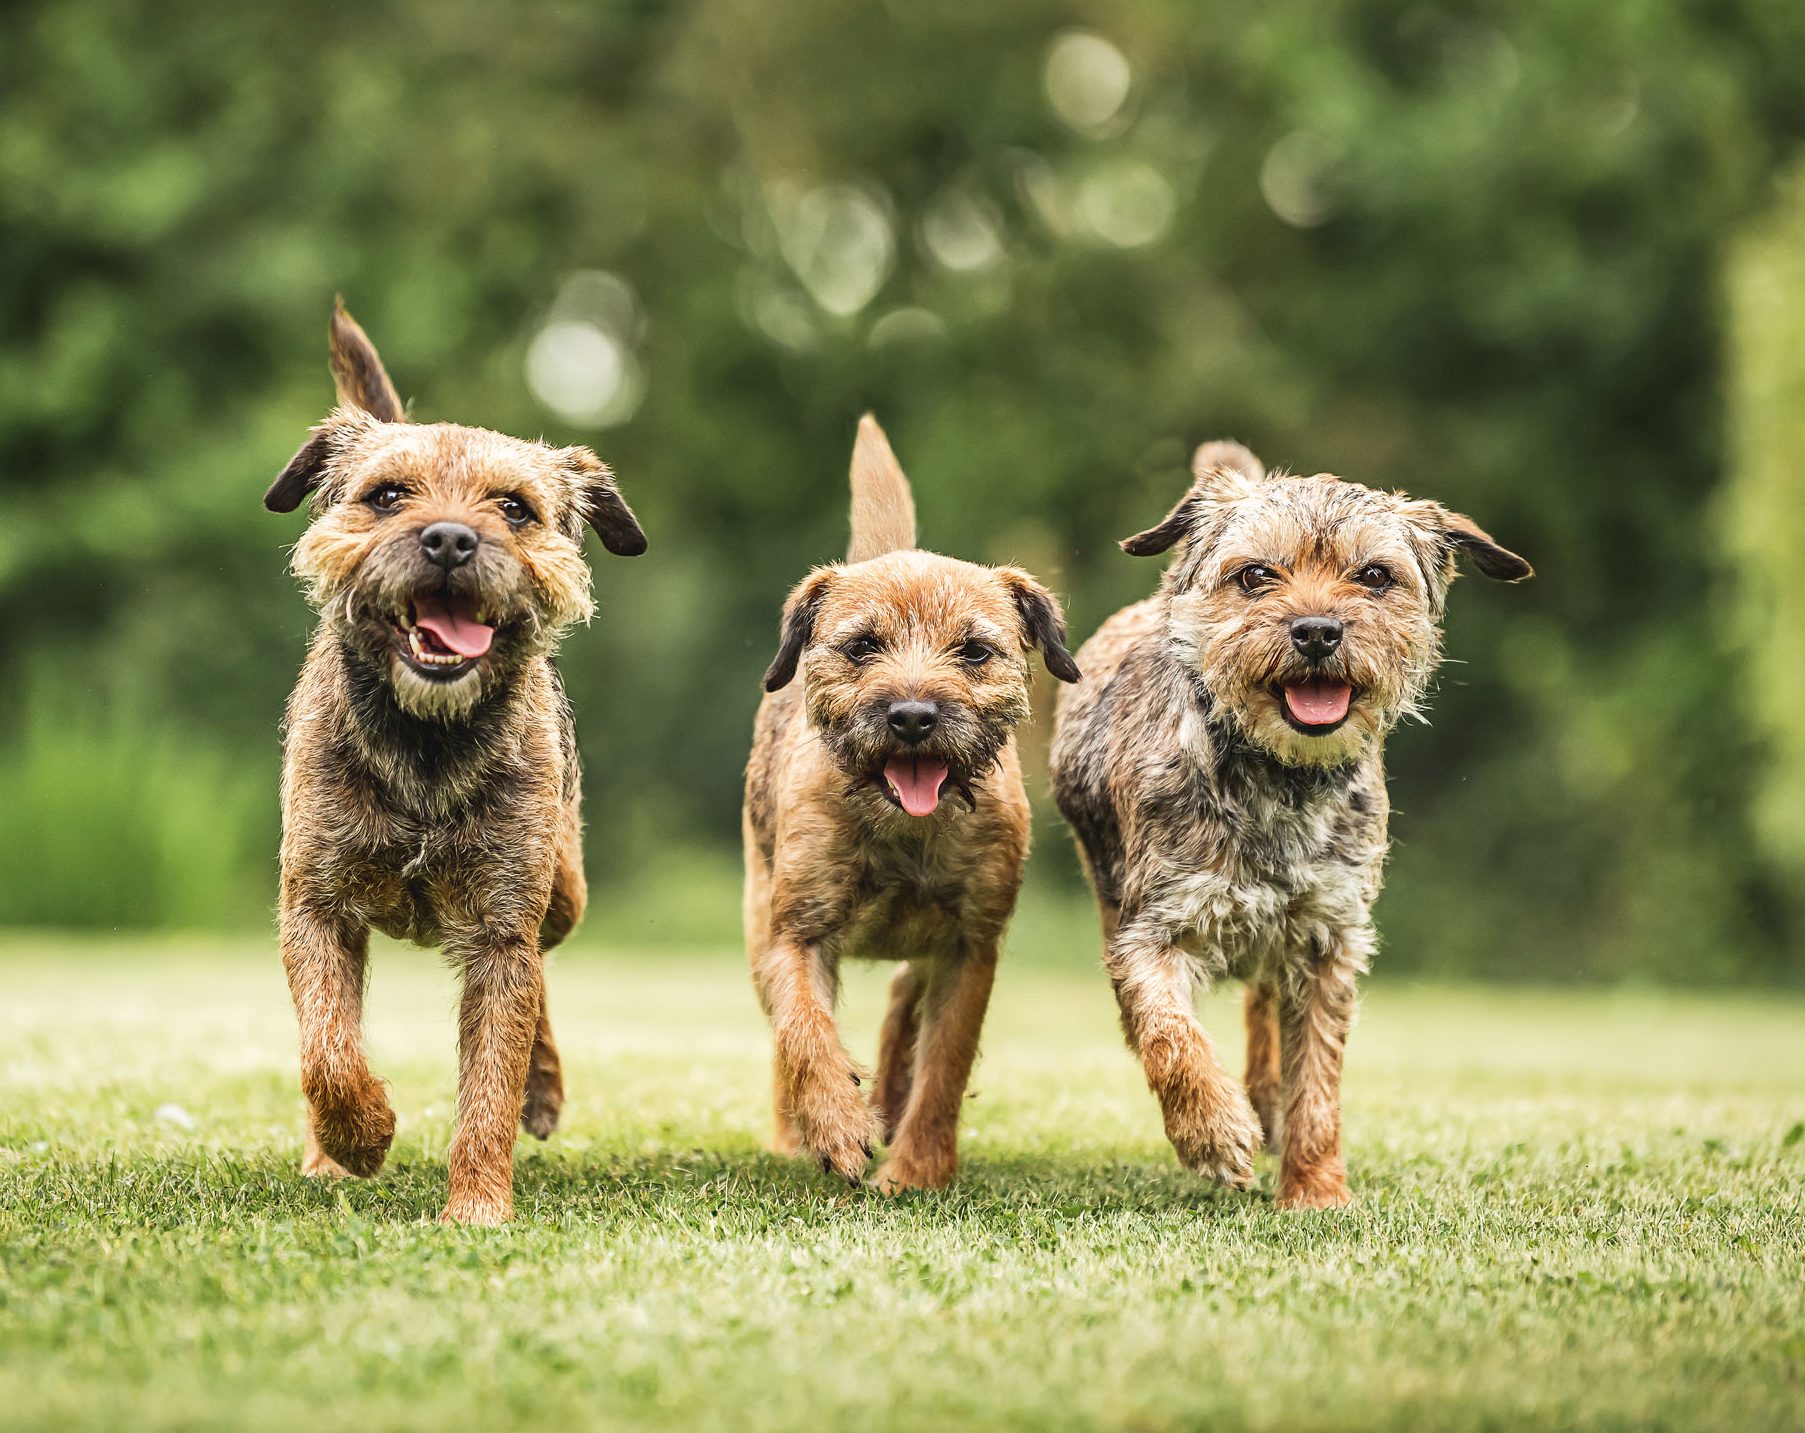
[1,938,1802,1433]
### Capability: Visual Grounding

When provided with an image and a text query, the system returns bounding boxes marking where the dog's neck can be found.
[1172,660,1365,811]
[326,636,549,815]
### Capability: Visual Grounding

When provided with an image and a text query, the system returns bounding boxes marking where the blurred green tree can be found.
[2,0,1803,980]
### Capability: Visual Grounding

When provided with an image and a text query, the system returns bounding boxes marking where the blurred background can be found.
[3,0,1804,984]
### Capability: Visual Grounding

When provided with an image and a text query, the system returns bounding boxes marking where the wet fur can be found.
[271,302,644,1224]
[1051,440,1529,1208]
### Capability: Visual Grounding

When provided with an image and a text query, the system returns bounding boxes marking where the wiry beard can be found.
[1179,611,1439,771]
[313,536,561,725]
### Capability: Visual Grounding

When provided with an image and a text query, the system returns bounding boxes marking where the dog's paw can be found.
[794,1079,881,1184]
[520,1074,563,1140]
[300,1144,354,1179]
[869,1142,955,1195]
[1245,1080,1283,1155]
[438,1195,513,1226]
[1166,1088,1262,1191]
[311,1090,396,1179]
[1277,1161,1353,1210]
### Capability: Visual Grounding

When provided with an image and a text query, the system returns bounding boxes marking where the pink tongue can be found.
[1283,679,1353,726]
[412,595,495,658]
[884,755,950,817]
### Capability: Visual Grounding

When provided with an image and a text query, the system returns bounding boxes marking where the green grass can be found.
[2,936,1802,1432]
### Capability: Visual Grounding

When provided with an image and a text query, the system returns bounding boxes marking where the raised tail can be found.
[847,414,917,562]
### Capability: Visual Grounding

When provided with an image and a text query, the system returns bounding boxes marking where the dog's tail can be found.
[847,414,917,562]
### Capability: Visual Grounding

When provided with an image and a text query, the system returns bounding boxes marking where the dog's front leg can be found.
[444,939,544,1224]
[872,943,997,1194]
[1275,931,1365,1210]
[281,900,394,1179]
[1107,925,1260,1190]
[761,934,879,1182]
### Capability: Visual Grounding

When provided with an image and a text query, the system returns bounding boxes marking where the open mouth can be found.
[880,753,951,817]
[1276,678,1355,734]
[390,594,495,679]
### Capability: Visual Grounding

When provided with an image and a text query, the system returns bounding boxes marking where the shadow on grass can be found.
[5,1143,1273,1233]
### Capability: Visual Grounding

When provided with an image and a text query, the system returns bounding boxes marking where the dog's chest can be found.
[1156,754,1381,975]
[837,841,975,961]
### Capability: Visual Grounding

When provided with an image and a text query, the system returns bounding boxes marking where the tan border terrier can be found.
[744,416,1080,1191]
[1050,441,1530,1208]
[264,302,646,1224]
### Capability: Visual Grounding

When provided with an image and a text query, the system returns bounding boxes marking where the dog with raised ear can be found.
[1050,440,1530,1208]
[744,415,1080,1191]
[266,300,645,1224]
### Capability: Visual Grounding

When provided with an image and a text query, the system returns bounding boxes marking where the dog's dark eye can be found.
[1354,563,1394,592]
[959,641,993,666]
[1236,564,1278,593]
[366,483,408,513]
[843,636,882,665]
[497,495,535,527]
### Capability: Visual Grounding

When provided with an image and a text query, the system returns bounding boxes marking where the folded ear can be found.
[264,428,335,513]
[1444,512,1533,582]
[329,299,406,423]
[763,568,836,692]
[1120,490,1206,557]
[999,568,1081,683]
[562,447,648,556]
[1121,440,1264,556]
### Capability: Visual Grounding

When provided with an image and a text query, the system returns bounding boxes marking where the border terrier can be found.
[744,416,1080,1191]
[1050,441,1530,1208]
[264,302,645,1224]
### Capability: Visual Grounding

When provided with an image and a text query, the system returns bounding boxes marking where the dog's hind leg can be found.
[874,963,925,1143]
[520,987,564,1140]
[521,839,582,1139]
[1243,983,1282,1152]
[282,901,394,1180]
[872,945,996,1193]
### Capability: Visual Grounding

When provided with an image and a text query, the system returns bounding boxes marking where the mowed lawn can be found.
[1,936,1802,1433]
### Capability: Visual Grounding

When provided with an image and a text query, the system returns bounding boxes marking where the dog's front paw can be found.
[310,1084,396,1178]
[1277,1159,1353,1210]
[870,1139,955,1195]
[439,1194,513,1226]
[1166,1088,1262,1191]
[792,1077,881,1184]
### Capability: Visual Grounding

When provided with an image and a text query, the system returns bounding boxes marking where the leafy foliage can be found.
[2,0,1804,978]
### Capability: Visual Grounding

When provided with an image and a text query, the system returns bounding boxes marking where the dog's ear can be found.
[329,300,406,423]
[998,568,1081,683]
[764,568,835,692]
[562,447,647,556]
[264,428,335,513]
[1407,501,1533,584]
[1192,439,1265,484]
[1443,512,1533,582]
[1121,439,1264,556]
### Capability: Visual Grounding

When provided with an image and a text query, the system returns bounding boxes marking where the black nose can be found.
[1289,615,1343,662]
[419,522,480,570]
[886,700,939,745]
